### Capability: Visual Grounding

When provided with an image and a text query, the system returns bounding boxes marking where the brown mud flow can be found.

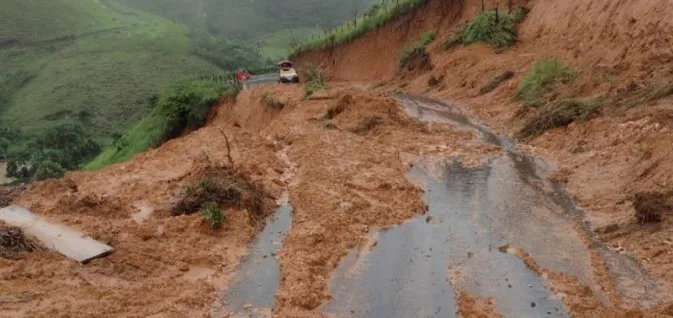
[322,95,665,317]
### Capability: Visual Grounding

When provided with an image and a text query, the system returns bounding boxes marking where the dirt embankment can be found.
[294,0,673,315]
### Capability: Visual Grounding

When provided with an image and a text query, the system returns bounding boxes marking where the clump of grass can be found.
[199,202,224,229]
[350,116,384,134]
[513,58,577,108]
[621,83,673,108]
[446,8,527,50]
[517,98,603,138]
[399,31,436,69]
[479,71,515,95]
[302,66,326,99]
[262,91,285,109]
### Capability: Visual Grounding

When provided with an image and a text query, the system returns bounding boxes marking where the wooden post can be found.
[495,6,499,24]
[481,0,485,12]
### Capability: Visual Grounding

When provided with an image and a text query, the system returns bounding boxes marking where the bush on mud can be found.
[86,80,237,170]
[516,98,603,138]
[399,31,436,70]
[634,191,673,224]
[262,91,285,110]
[446,7,527,49]
[0,226,42,259]
[173,166,272,227]
[302,67,326,99]
[514,58,577,108]
[479,71,515,95]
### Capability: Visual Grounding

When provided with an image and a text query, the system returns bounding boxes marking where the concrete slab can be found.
[0,205,113,263]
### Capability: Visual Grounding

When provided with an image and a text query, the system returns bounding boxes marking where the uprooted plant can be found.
[173,165,272,228]
[0,226,43,259]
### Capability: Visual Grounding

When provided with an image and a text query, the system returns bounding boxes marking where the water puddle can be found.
[220,203,292,316]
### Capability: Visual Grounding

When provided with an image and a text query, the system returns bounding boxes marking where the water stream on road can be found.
[220,203,292,317]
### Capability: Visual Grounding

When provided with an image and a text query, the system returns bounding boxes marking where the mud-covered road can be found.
[221,92,667,317]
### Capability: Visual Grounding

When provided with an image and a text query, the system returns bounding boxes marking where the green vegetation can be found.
[399,31,436,68]
[292,0,426,56]
[262,91,285,110]
[86,80,235,170]
[513,58,577,108]
[444,7,527,49]
[302,67,327,99]
[6,123,100,181]
[200,202,224,229]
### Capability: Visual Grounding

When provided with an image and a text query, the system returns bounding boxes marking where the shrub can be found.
[514,58,577,108]
[6,123,99,180]
[399,31,436,68]
[34,160,66,181]
[302,67,326,99]
[199,202,224,229]
[517,98,603,138]
[445,7,527,50]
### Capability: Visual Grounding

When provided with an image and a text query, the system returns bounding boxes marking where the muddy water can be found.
[220,203,292,316]
[322,94,664,317]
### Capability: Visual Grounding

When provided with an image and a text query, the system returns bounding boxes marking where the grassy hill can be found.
[0,0,249,145]
[116,0,377,59]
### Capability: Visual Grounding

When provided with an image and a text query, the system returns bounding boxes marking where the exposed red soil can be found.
[457,292,503,318]
[294,0,673,316]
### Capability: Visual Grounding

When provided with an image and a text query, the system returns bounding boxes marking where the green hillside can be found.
[117,0,376,58]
